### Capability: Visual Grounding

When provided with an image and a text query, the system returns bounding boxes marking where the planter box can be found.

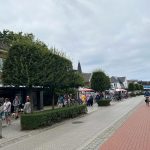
[97,99,111,106]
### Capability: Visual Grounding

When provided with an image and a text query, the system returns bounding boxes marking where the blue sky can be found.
[0,0,150,80]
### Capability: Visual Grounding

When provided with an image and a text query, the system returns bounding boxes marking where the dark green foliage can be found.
[97,100,111,106]
[128,83,135,91]
[0,29,47,50]
[135,83,140,90]
[2,33,81,89]
[91,70,110,92]
[2,30,84,109]
[2,42,46,87]
[129,92,136,97]
[64,71,84,88]
[21,105,87,130]
[42,52,73,88]
[139,84,144,91]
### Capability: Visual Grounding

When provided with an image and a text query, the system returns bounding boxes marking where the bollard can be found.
[0,119,2,138]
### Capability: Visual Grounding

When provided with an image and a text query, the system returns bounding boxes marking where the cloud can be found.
[0,0,150,80]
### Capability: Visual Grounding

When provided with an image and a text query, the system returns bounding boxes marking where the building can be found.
[111,76,128,90]
[77,62,92,87]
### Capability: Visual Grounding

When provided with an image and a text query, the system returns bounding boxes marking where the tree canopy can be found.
[2,42,46,87]
[139,84,144,91]
[128,83,135,91]
[91,70,110,92]
[2,31,83,90]
[1,30,85,109]
[0,29,47,50]
[135,83,140,90]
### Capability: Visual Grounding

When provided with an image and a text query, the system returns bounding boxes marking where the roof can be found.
[111,76,119,83]
[111,76,126,83]
[118,77,126,83]
[82,73,92,83]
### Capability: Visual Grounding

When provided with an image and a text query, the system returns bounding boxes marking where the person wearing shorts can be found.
[3,98,11,125]
[13,96,20,119]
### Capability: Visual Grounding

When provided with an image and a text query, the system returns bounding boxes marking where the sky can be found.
[0,0,150,81]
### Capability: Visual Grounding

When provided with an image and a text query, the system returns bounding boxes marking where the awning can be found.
[115,89,127,92]
[79,88,94,92]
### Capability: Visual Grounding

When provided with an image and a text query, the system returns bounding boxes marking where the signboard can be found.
[143,85,150,89]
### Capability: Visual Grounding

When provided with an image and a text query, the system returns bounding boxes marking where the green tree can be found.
[128,83,135,91]
[135,83,140,90]
[2,31,83,109]
[0,29,47,50]
[91,70,110,92]
[2,42,46,87]
[139,84,144,91]
[65,71,84,88]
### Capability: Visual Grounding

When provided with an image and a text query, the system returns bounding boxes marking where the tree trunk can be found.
[52,88,55,110]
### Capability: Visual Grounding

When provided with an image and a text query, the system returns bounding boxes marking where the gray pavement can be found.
[0,96,144,150]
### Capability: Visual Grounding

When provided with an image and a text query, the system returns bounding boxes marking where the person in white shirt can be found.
[23,96,31,114]
[3,98,11,125]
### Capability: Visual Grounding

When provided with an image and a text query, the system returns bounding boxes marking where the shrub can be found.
[97,99,111,106]
[129,92,136,97]
[21,105,87,130]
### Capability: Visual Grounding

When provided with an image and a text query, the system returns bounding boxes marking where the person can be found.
[0,102,4,119]
[144,91,150,106]
[57,95,63,108]
[63,94,68,107]
[81,94,86,104]
[88,95,93,106]
[3,98,11,125]
[23,96,31,114]
[95,93,101,102]
[13,96,20,119]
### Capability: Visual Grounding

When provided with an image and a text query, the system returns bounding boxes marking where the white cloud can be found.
[0,0,150,80]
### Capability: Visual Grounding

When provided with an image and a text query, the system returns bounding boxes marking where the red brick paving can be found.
[100,104,150,150]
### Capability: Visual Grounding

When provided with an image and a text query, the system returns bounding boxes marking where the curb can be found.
[0,106,98,149]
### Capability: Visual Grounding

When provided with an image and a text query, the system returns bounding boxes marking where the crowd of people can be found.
[56,90,129,108]
[57,94,80,108]
[0,96,31,125]
[57,93,95,108]
[80,90,129,105]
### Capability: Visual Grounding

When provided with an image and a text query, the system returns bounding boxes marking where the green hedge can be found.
[21,105,87,130]
[129,92,136,97]
[97,100,111,106]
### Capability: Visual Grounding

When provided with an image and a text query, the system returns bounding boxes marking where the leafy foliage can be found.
[139,84,144,91]
[91,70,110,92]
[0,29,47,50]
[128,83,135,91]
[2,31,82,90]
[21,105,87,130]
[97,100,111,106]
[2,30,84,109]
[2,42,46,87]
[135,83,140,90]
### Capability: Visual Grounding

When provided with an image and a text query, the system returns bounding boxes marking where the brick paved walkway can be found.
[100,104,150,150]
